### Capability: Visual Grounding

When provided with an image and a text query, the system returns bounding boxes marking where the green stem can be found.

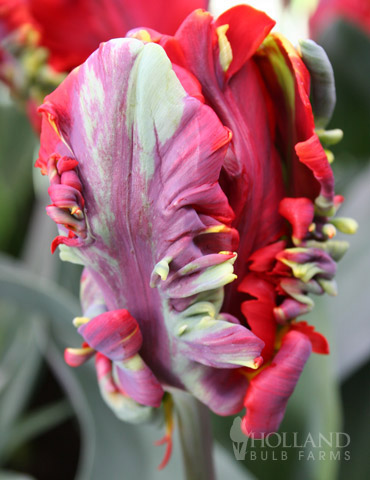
[173,391,215,480]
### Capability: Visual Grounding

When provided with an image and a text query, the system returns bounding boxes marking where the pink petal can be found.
[78,309,142,362]
[273,298,312,323]
[64,345,95,367]
[177,319,264,369]
[114,357,164,407]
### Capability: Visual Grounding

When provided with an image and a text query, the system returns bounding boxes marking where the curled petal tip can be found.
[64,346,95,367]
[95,354,155,423]
[273,298,313,323]
[317,278,338,297]
[150,256,172,287]
[252,356,264,370]
[114,356,164,408]
[78,310,142,362]
[73,316,90,327]
[176,314,264,369]
[291,321,330,354]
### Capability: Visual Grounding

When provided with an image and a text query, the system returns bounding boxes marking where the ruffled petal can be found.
[255,33,334,204]
[295,134,334,206]
[114,356,164,407]
[132,10,285,299]
[242,330,312,437]
[64,345,95,367]
[248,240,286,273]
[290,321,329,354]
[277,247,337,282]
[239,274,276,362]
[78,310,142,362]
[71,273,165,408]
[176,314,264,369]
[38,37,264,412]
[182,366,249,416]
[95,353,155,423]
[273,297,313,323]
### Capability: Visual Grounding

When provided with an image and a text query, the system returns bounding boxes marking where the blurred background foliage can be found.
[0,1,370,479]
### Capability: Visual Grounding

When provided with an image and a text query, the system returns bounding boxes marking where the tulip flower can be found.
[310,0,370,39]
[36,3,355,471]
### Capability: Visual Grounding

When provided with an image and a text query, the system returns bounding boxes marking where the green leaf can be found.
[0,471,36,480]
[0,311,43,462]
[2,400,73,462]
[213,444,257,480]
[0,253,81,346]
[338,360,370,479]
[0,102,36,255]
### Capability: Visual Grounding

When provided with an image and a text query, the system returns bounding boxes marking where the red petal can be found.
[248,240,286,273]
[56,156,79,174]
[310,0,370,38]
[50,234,83,254]
[215,4,275,79]
[279,197,315,241]
[255,34,334,201]
[290,321,329,354]
[239,274,276,362]
[242,330,312,437]
[295,134,334,203]
[172,64,205,102]
[29,0,210,72]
